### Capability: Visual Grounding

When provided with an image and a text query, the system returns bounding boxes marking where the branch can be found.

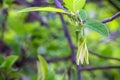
[54,0,76,63]
[30,0,52,6]
[46,56,71,63]
[58,8,83,80]
[108,0,120,11]
[102,11,120,23]
[81,65,120,71]
[1,9,8,41]
[54,0,82,79]
[89,50,120,61]
[59,14,76,61]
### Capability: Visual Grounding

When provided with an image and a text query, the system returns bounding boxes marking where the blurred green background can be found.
[0,0,120,80]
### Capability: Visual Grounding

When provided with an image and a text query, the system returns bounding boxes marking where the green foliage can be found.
[0,0,119,80]
[76,39,89,65]
[3,0,14,4]
[0,55,18,69]
[63,0,86,12]
[0,16,5,23]
[84,20,109,37]
[78,9,87,20]
[63,0,74,12]
[18,0,109,64]
[9,72,23,79]
[70,66,78,80]
[73,0,86,12]
[3,0,14,8]
[0,55,4,65]
[69,15,79,26]
[0,55,22,80]
[37,55,48,80]
[45,71,55,80]
[18,7,67,14]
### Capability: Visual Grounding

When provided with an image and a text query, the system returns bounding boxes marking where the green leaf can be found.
[84,20,109,37]
[73,0,86,12]
[9,72,23,79]
[76,39,89,65]
[85,42,89,64]
[63,0,86,12]
[37,55,48,80]
[63,0,74,12]
[0,73,5,80]
[18,7,67,14]
[45,71,55,80]
[4,0,14,4]
[3,0,14,8]
[78,9,87,20]
[76,40,86,65]
[1,55,18,68]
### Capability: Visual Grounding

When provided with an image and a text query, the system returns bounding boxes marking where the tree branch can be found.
[1,9,8,41]
[89,50,120,61]
[54,0,82,79]
[108,0,120,11]
[81,65,120,71]
[46,56,71,63]
[102,11,120,23]
[59,14,83,80]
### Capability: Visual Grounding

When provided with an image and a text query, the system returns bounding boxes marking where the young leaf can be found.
[78,9,87,20]
[37,61,43,80]
[1,55,18,68]
[84,20,109,37]
[69,15,79,26]
[79,42,86,64]
[85,42,89,64]
[76,38,89,65]
[18,7,67,14]
[63,0,74,12]
[76,40,85,65]
[37,55,48,80]
[73,0,86,12]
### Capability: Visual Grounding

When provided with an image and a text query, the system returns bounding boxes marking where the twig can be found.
[54,0,82,79]
[55,65,120,73]
[1,9,8,41]
[46,56,71,63]
[15,55,71,67]
[59,14,76,62]
[108,0,120,11]
[59,13,82,80]
[30,0,52,6]
[81,65,120,71]
[102,11,120,23]
[89,50,120,61]
[54,0,76,63]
